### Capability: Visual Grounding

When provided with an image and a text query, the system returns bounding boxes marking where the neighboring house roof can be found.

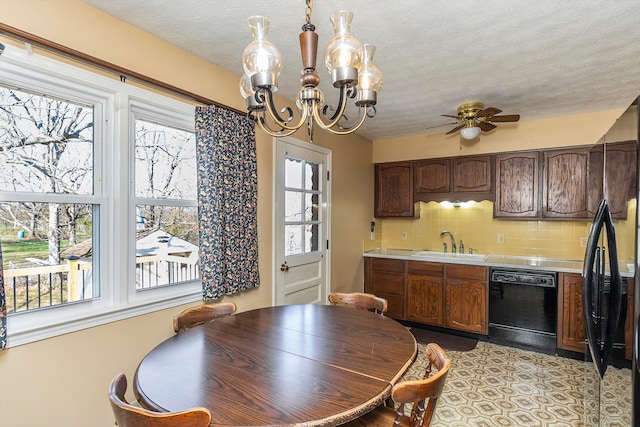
[61,238,93,258]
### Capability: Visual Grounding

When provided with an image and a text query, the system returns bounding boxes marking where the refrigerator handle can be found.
[582,200,622,378]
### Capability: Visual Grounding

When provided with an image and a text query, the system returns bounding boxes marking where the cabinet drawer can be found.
[372,258,404,273]
[446,264,488,281]
[408,261,443,275]
[371,272,404,295]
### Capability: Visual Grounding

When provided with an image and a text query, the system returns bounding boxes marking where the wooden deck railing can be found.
[4,255,199,314]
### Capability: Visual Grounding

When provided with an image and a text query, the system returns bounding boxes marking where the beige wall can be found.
[0,1,373,426]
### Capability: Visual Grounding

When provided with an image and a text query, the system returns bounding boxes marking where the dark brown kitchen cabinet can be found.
[364,257,405,319]
[374,162,415,218]
[414,159,450,196]
[444,264,488,334]
[494,152,540,218]
[407,261,444,326]
[542,147,590,218]
[414,155,493,203]
[557,272,586,353]
[588,140,637,220]
[626,278,635,360]
[452,155,493,193]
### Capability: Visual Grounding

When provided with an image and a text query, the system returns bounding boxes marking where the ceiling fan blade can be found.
[425,121,459,130]
[445,124,465,135]
[479,122,497,132]
[488,114,521,122]
[441,114,460,119]
[476,107,502,118]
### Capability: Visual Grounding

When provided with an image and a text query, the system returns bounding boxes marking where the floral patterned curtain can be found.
[0,239,6,350]
[195,105,260,301]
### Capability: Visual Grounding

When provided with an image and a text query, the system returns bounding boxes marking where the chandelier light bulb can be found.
[242,16,282,90]
[324,10,362,86]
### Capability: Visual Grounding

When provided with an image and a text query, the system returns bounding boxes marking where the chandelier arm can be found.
[262,89,310,131]
[312,104,368,135]
[256,113,300,138]
[311,87,349,130]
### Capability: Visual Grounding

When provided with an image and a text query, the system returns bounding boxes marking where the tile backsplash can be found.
[365,199,637,263]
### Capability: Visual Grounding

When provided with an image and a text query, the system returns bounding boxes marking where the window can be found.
[0,44,200,347]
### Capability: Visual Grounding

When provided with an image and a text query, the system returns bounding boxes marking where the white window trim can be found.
[0,44,202,348]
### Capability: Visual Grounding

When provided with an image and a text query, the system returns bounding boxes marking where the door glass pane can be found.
[285,224,303,256]
[305,161,319,191]
[305,193,319,221]
[285,157,303,189]
[306,224,319,252]
[285,191,302,222]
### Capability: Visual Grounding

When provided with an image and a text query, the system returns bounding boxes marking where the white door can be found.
[274,137,330,305]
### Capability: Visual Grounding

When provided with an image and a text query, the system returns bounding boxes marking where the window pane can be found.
[305,193,319,221]
[134,119,196,199]
[285,157,303,189]
[285,224,303,256]
[0,202,95,313]
[305,161,319,191]
[135,205,199,289]
[305,223,319,252]
[0,85,94,194]
[285,191,302,222]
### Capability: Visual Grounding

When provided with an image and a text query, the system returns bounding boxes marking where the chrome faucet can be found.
[440,230,456,253]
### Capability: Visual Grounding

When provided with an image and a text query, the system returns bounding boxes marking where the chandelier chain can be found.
[305,0,313,24]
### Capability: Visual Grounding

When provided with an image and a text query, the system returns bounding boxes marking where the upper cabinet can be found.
[494,152,540,218]
[542,147,590,219]
[374,161,415,218]
[414,155,493,203]
[589,140,637,220]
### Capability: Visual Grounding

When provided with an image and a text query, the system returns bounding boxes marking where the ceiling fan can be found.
[442,102,520,139]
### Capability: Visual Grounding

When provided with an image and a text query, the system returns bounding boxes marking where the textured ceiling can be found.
[82,0,640,141]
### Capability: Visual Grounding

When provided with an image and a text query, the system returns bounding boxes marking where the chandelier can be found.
[239,0,382,140]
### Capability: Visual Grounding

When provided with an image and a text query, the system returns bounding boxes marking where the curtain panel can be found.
[0,240,6,349]
[195,105,260,301]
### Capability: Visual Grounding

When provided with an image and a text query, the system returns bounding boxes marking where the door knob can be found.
[280,262,289,272]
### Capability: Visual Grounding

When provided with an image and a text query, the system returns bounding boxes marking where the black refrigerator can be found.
[582,97,639,426]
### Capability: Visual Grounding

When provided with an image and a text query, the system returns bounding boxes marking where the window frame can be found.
[0,44,202,348]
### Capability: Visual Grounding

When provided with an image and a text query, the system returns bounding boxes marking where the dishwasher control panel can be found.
[490,269,556,288]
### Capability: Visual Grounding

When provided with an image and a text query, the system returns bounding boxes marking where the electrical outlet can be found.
[580,237,588,247]
[497,233,505,244]
[401,231,407,240]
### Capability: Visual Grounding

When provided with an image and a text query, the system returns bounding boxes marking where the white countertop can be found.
[364,248,635,277]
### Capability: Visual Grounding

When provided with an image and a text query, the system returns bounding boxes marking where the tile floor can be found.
[401,341,632,426]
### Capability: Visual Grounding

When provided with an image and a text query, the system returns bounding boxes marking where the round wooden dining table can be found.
[134,303,417,426]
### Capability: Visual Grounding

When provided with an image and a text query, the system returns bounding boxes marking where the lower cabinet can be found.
[557,272,587,353]
[444,264,489,334]
[365,257,488,335]
[407,261,444,325]
[364,257,406,319]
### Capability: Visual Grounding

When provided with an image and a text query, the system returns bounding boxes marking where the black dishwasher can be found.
[489,268,557,354]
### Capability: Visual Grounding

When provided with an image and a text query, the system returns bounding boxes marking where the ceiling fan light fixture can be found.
[460,126,481,140]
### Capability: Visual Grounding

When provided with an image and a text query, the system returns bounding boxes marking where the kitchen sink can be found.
[410,251,489,261]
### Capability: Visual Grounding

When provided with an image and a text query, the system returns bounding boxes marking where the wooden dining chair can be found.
[108,373,211,427]
[173,301,237,333]
[328,292,388,314]
[340,343,451,427]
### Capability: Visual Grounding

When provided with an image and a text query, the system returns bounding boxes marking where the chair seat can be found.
[341,405,413,427]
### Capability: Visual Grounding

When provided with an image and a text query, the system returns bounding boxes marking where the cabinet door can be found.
[375,162,414,218]
[557,273,585,353]
[445,278,488,334]
[414,159,450,196]
[494,152,540,218]
[625,278,634,360]
[407,274,443,325]
[605,141,636,219]
[543,148,589,218]
[453,155,492,193]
